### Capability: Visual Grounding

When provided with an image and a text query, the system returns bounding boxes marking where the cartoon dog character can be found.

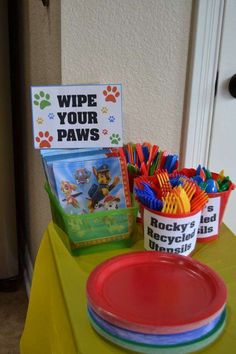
[103,195,120,210]
[87,164,120,212]
[74,168,91,184]
[93,202,105,212]
[61,181,82,208]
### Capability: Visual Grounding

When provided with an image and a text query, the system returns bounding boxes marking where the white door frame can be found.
[182,0,225,168]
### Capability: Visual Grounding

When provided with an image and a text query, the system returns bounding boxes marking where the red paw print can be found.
[103,86,120,103]
[35,131,53,148]
[102,129,108,135]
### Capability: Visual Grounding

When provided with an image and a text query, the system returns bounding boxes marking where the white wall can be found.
[61,0,192,154]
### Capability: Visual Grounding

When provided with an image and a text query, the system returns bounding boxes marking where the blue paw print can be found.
[48,113,55,120]
[108,115,116,123]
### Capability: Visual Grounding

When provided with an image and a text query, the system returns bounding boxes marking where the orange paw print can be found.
[35,131,53,148]
[103,86,120,103]
[102,129,108,135]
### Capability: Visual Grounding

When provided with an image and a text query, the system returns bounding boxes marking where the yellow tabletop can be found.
[20,223,236,354]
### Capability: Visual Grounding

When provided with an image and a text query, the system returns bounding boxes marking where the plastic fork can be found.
[156,170,169,185]
[135,188,163,211]
[172,186,190,214]
[161,181,173,197]
[146,145,159,175]
[183,180,197,201]
[162,193,178,214]
[156,170,171,187]
[191,190,208,211]
[136,144,148,175]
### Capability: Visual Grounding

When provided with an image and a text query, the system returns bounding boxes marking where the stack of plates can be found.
[86,252,227,354]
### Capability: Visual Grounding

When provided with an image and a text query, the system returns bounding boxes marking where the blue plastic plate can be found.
[88,309,226,354]
[88,306,224,346]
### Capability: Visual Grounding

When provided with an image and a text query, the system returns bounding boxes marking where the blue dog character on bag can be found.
[87,164,120,212]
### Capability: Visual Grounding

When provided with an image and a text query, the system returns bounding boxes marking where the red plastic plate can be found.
[87,252,227,334]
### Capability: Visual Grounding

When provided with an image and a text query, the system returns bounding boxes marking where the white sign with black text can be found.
[197,197,220,239]
[144,209,201,256]
[31,84,123,149]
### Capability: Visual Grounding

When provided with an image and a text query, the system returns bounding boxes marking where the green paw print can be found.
[34,91,51,110]
[110,133,121,144]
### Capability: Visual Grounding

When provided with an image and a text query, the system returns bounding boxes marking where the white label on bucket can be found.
[144,209,201,256]
[197,197,220,239]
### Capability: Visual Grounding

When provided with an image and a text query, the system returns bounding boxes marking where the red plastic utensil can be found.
[146,145,159,174]
[136,144,148,175]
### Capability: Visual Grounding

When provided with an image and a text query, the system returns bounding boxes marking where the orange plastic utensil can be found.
[162,193,177,214]
[172,186,191,214]
[191,190,208,211]
[183,180,197,201]
[136,144,148,175]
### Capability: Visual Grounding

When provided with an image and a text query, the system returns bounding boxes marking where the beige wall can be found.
[61,0,192,154]
[19,0,192,263]
[18,0,61,262]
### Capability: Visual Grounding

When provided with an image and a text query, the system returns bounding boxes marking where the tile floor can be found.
[0,284,28,354]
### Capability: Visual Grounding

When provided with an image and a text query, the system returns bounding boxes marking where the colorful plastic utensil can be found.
[162,193,178,214]
[205,179,218,193]
[191,189,209,212]
[173,186,191,213]
[183,180,196,201]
